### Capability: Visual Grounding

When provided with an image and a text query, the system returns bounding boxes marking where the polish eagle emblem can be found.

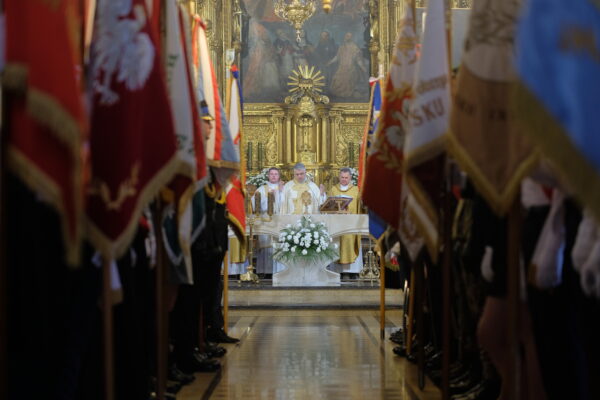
[92,0,155,105]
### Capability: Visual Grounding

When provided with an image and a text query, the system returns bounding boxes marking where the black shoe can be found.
[204,342,227,358]
[389,332,404,345]
[451,380,500,400]
[168,364,195,385]
[393,345,407,357]
[166,381,182,395]
[178,352,221,374]
[207,328,240,344]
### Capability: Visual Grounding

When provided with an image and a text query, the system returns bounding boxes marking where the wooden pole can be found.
[154,202,167,400]
[102,258,114,400]
[379,248,386,339]
[442,3,453,398]
[507,195,522,400]
[0,64,8,400]
[441,162,453,400]
[406,267,416,355]
[155,1,168,398]
[416,257,425,390]
[223,251,229,334]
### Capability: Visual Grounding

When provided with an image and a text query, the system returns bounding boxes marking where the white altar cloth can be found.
[248,214,369,238]
[252,215,369,286]
[227,215,369,286]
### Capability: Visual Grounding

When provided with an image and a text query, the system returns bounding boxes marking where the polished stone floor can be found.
[177,310,440,400]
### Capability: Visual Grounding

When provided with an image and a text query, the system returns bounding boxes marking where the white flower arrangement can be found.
[349,167,359,186]
[273,215,339,263]
[247,168,270,187]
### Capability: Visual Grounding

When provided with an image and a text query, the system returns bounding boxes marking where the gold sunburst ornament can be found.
[286,65,329,104]
[288,65,325,93]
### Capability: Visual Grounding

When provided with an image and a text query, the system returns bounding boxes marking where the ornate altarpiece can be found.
[191,0,471,187]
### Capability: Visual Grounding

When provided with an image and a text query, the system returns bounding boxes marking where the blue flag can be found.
[359,79,386,241]
[516,0,600,222]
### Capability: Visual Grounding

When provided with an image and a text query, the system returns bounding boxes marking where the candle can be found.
[257,142,263,170]
[267,191,275,216]
[247,142,253,171]
[254,191,261,215]
[245,193,252,214]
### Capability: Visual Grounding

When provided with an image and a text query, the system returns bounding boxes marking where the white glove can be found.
[579,238,600,299]
[530,190,565,289]
[572,209,598,272]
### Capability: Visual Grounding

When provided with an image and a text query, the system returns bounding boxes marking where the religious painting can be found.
[241,0,371,103]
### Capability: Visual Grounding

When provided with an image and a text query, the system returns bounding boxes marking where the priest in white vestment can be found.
[280,163,326,214]
[253,167,285,275]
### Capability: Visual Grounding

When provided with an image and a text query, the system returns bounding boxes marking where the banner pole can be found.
[154,199,167,400]
[379,248,386,339]
[507,195,522,400]
[223,252,229,334]
[102,258,114,400]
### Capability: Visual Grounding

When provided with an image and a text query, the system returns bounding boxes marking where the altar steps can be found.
[227,280,404,310]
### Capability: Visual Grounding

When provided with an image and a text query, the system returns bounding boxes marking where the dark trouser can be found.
[199,250,226,332]
[527,200,591,400]
[114,231,155,400]
[170,248,225,360]
[6,175,102,400]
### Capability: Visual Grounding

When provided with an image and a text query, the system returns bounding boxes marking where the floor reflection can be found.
[198,311,440,400]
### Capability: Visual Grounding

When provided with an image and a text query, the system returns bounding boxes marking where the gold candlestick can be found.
[359,237,381,282]
[240,184,259,283]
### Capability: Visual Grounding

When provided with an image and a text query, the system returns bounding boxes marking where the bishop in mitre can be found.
[328,167,363,275]
[280,163,326,214]
[253,167,286,274]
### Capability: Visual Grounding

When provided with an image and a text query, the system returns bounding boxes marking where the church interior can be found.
[2,0,600,399]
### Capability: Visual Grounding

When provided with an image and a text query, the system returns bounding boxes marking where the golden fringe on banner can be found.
[87,155,181,262]
[7,147,83,266]
[514,82,600,224]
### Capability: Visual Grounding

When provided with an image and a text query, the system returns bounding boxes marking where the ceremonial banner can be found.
[362,3,418,229]
[515,0,600,223]
[225,65,247,247]
[404,0,450,261]
[87,0,178,259]
[5,0,87,266]
[448,0,535,216]
[358,78,382,191]
[160,0,208,283]
[192,17,239,185]
[358,78,387,242]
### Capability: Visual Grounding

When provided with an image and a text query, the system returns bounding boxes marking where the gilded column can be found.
[329,110,342,167]
[284,114,293,165]
[272,111,285,166]
[318,109,329,164]
[291,120,297,164]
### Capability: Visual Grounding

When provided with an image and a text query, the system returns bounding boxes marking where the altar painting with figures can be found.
[241,0,371,103]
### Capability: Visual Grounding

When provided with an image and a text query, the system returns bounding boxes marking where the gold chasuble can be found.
[330,184,361,264]
[281,180,324,214]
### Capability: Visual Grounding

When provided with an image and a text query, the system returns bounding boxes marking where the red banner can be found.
[5,0,87,266]
[86,0,178,259]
